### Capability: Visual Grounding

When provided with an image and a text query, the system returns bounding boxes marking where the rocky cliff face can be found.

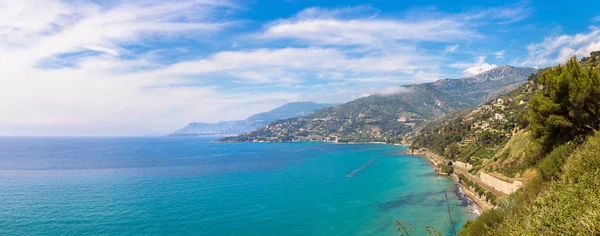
[427,65,538,105]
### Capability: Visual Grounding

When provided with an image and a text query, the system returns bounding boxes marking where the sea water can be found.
[0,137,476,235]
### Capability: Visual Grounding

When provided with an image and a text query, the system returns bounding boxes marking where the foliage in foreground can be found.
[463,132,600,235]
[461,55,600,235]
[528,56,600,154]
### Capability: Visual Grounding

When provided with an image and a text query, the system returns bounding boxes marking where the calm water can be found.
[0,137,476,235]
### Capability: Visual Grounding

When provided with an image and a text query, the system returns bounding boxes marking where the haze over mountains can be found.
[221,65,537,142]
[171,102,336,136]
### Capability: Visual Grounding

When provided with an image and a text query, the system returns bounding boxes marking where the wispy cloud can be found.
[0,0,233,64]
[0,1,541,135]
[159,46,441,85]
[257,7,481,46]
[494,50,505,59]
[445,44,459,53]
[462,2,533,24]
[522,26,600,67]
[0,0,243,135]
[450,56,497,77]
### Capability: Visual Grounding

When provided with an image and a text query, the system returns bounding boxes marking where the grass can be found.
[461,132,600,235]
[484,131,531,178]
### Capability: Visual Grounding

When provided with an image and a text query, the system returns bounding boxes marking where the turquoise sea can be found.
[0,137,476,235]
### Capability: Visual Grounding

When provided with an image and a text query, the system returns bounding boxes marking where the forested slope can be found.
[457,55,600,235]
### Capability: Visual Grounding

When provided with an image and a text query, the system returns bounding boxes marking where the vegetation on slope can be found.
[410,75,537,177]
[221,84,468,143]
[221,66,535,143]
[580,50,600,69]
[460,55,600,235]
[528,56,600,154]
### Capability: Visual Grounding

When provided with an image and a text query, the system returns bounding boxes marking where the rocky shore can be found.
[404,148,492,212]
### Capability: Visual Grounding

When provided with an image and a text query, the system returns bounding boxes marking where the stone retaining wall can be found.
[454,161,472,170]
[479,172,522,195]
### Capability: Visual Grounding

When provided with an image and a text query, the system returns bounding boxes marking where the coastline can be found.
[403,148,490,213]
[214,139,398,145]
[216,139,488,214]
[212,139,487,214]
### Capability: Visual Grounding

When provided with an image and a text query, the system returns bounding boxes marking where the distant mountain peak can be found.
[463,65,537,82]
[426,65,538,106]
[431,65,537,88]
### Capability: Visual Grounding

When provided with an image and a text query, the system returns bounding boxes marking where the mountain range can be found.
[220,65,537,142]
[427,65,538,106]
[170,102,335,136]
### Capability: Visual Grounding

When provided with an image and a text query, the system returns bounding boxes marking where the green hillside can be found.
[580,50,600,69]
[410,75,536,177]
[410,53,600,235]
[221,66,536,143]
[221,84,467,143]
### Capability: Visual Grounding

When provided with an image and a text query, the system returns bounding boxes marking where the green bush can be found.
[461,55,600,235]
[465,132,600,235]
[460,209,505,236]
[458,174,486,197]
[484,191,496,203]
[528,57,600,153]
[537,142,576,181]
[437,163,454,174]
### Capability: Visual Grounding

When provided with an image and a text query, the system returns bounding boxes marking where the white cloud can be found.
[523,26,600,67]
[258,7,479,45]
[0,0,252,136]
[0,1,533,136]
[159,47,441,84]
[0,0,231,65]
[450,56,497,77]
[494,50,505,59]
[462,2,532,24]
[373,86,411,95]
[258,3,533,46]
[445,44,459,52]
[0,1,444,136]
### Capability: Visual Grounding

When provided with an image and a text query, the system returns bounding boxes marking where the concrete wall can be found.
[454,161,473,170]
[479,172,522,195]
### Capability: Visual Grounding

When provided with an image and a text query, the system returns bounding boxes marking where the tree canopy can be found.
[528,56,600,153]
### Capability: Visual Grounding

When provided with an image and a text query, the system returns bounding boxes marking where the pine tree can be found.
[528,56,600,153]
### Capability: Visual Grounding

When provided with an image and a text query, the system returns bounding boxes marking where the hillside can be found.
[408,52,600,235]
[580,50,600,69]
[410,74,537,177]
[221,66,536,143]
[170,102,335,136]
[221,84,467,142]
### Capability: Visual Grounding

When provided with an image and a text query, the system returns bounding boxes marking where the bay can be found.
[0,137,476,235]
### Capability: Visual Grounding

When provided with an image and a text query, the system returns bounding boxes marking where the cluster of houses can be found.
[459,97,527,145]
[397,114,422,127]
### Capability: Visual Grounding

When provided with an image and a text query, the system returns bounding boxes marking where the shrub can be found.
[528,57,600,153]
[537,142,576,181]
[438,163,454,175]
[459,209,505,236]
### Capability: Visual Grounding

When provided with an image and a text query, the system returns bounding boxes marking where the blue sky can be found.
[1,0,599,136]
